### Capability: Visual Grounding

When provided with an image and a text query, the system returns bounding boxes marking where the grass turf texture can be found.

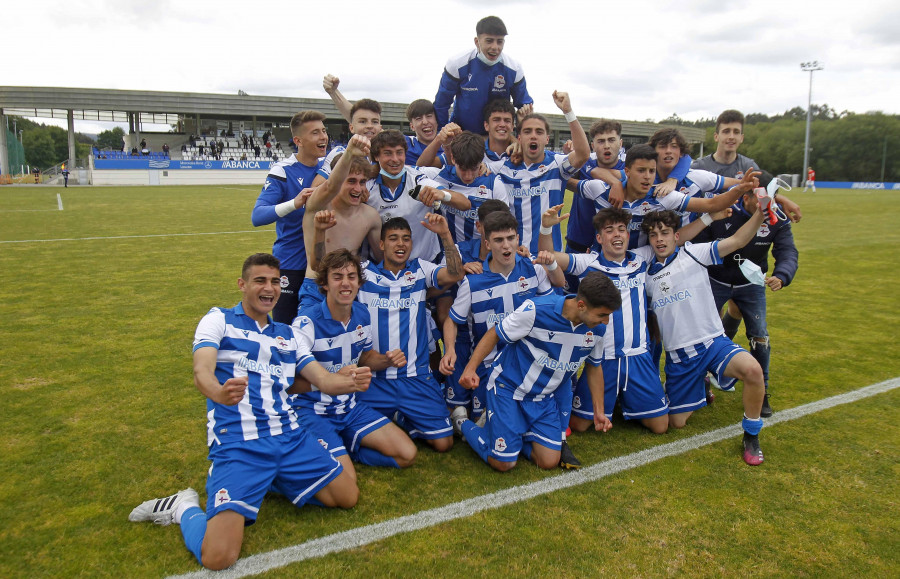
[1,185,897,577]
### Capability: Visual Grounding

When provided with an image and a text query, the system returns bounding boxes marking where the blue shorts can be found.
[486,380,562,463]
[296,277,324,316]
[295,403,390,458]
[572,353,668,421]
[357,374,452,440]
[444,338,473,408]
[665,336,744,413]
[446,360,489,418]
[205,428,342,524]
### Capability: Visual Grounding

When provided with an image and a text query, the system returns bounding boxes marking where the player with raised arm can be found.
[290,249,417,472]
[128,254,370,570]
[642,210,769,465]
[453,272,621,472]
[434,16,533,134]
[356,215,465,452]
[251,111,328,322]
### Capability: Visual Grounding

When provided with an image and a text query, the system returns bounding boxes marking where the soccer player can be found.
[251,111,328,323]
[365,130,471,262]
[317,95,383,181]
[453,272,622,472]
[642,210,768,465]
[494,90,590,255]
[694,181,799,417]
[803,166,816,192]
[356,215,465,452]
[417,100,518,169]
[404,99,440,165]
[291,249,418,472]
[434,15,533,134]
[128,253,371,570]
[441,211,557,420]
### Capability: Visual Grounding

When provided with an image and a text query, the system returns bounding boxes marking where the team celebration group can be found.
[129,16,801,569]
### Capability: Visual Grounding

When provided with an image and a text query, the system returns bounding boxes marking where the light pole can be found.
[800,61,823,181]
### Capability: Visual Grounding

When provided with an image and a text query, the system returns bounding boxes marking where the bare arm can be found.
[323,74,352,122]
[193,347,247,405]
[716,206,766,256]
[422,214,464,286]
[554,91,589,170]
[359,348,407,371]
[585,363,612,432]
[459,327,501,390]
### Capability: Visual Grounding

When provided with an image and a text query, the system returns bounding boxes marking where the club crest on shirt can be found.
[757,223,771,237]
[659,281,671,294]
[403,271,417,285]
[493,75,506,90]
[494,437,507,452]
[477,185,489,197]
[275,336,290,351]
[280,275,289,289]
[538,165,547,174]
[516,276,530,293]
[355,325,366,340]
[583,331,595,348]
[215,488,231,507]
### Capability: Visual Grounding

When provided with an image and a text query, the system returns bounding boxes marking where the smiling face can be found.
[591,131,622,169]
[375,145,406,177]
[577,303,613,328]
[486,228,519,270]
[410,112,437,143]
[325,263,361,309]
[518,118,549,164]
[654,138,682,174]
[239,264,281,323]
[380,227,412,271]
[349,109,382,140]
[647,223,680,261]
[596,221,629,261]
[474,33,505,61]
[715,121,744,155]
[293,120,328,160]
[338,170,368,206]
[484,111,514,145]
[624,158,657,198]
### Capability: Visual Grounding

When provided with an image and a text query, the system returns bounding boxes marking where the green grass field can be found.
[1,185,898,578]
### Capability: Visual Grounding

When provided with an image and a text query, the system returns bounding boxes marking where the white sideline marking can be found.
[0,229,273,244]
[169,377,900,579]
[57,193,64,211]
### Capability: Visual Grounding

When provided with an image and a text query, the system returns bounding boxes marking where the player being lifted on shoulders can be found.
[642,209,769,465]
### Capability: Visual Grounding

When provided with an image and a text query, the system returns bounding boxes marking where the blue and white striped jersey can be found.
[665,169,727,226]
[365,167,443,262]
[405,135,440,166]
[577,180,693,250]
[567,247,654,359]
[449,254,553,368]
[420,166,510,243]
[490,151,578,254]
[645,241,725,353]
[193,303,312,446]
[491,294,606,401]
[290,301,373,416]
[251,155,324,270]
[357,258,443,379]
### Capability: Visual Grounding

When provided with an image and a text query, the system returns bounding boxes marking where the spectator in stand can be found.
[131,147,139,156]
[140,138,147,150]
[266,148,273,159]
[241,152,248,161]
[198,144,205,156]
[189,134,196,146]
[162,143,170,156]
[254,144,261,158]
[242,134,249,148]
[181,144,188,154]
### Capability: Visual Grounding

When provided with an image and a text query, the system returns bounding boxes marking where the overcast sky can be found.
[5,0,900,134]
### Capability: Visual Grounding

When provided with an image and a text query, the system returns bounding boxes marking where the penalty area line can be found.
[168,377,900,579]
[0,229,274,244]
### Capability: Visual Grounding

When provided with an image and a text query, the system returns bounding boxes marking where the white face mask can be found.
[734,254,766,286]
[476,51,500,66]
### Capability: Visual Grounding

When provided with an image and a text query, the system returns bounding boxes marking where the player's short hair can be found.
[641,210,681,234]
[483,98,516,122]
[577,272,622,311]
[290,111,326,137]
[715,109,745,133]
[371,130,408,158]
[449,131,485,170]
[518,113,550,134]
[350,98,382,119]
[477,199,512,222]
[381,216,412,240]
[476,15,507,36]
[624,143,658,168]
[648,128,690,156]
[242,253,280,279]
[588,119,622,139]
[592,207,632,232]
[329,152,376,178]
[481,211,519,239]
[316,249,365,294]
[406,99,435,122]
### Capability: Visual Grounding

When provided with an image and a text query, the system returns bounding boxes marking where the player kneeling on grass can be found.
[129,253,370,570]
[289,248,417,473]
[454,272,622,472]
[642,210,768,465]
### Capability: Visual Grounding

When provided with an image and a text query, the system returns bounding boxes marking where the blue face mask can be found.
[734,254,766,286]
[379,167,406,180]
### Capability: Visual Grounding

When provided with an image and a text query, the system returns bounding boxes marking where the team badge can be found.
[477,185,489,197]
[447,389,455,400]
[494,437,507,452]
[516,276,530,293]
[583,331,595,348]
[758,223,771,237]
[404,271,417,285]
[493,74,506,90]
[573,395,582,409]
[280,275,289,289]
[215,488,231,507]
[275,336,290,350]
[355,324,366,340]
[659,282,671,294]
[538,165,547,174]
[473,395,482,410]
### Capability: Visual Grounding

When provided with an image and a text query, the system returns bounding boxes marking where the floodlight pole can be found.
[800,61,823,179]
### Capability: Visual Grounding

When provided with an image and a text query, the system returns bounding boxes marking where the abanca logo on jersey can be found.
[537,356,581,372]
[370,297,417,309]
[510,185,549,198]
[652,289,693,310]
[237,356,284,377]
